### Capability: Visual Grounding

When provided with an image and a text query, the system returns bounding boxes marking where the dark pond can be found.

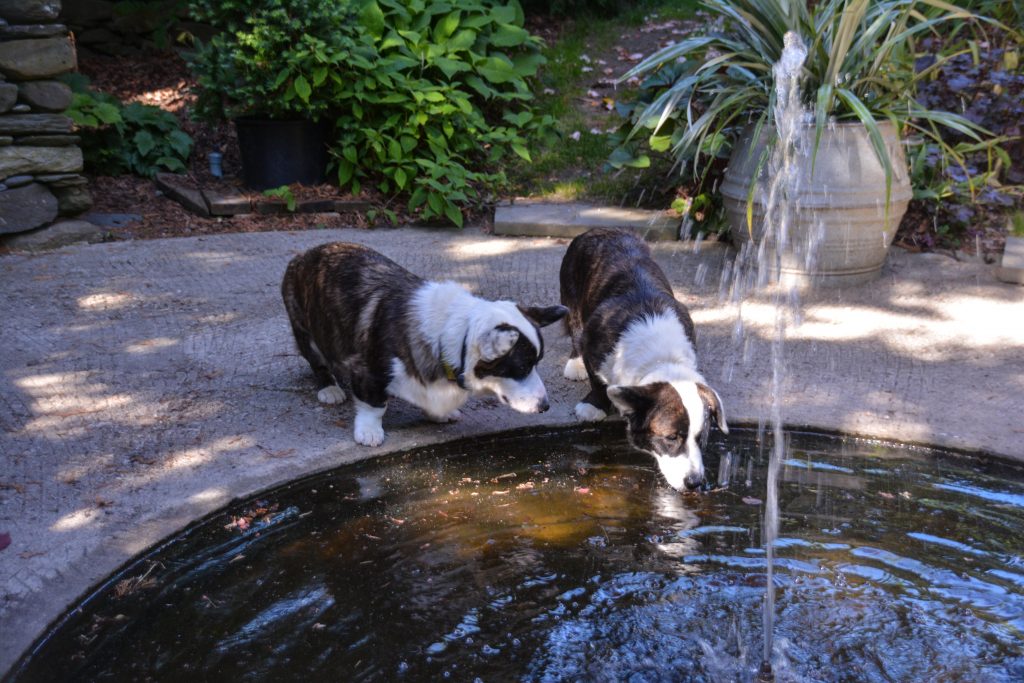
[10,425,1024,682]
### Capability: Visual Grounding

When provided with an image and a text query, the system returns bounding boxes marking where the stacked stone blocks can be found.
[0,0,90,237]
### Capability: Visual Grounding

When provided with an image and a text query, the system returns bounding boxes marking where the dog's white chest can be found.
[388,358,467,418]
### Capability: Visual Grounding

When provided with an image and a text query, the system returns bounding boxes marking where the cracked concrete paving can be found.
[1,226,1022,673]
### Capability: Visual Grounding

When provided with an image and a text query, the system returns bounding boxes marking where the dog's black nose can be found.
[538,398,550,413]
[683,473,704,490]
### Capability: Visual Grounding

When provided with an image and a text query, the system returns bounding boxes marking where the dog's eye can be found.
[665,433,680,442]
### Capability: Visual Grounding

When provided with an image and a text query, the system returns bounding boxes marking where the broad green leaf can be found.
[511,52,544,77]
[156,156,185,173]
[511,143,531,162]
[337,159,355,186]
[434,10,461,42]
[447,29,477,52]
[476,55,517,83]
[444,202,464,227]
[394,167,408,189]
[490,4,517,24]
[427,191,443,214]
[360,0,386,38]
[491,23,528,47]
[133,130,156,156]
[608,146,650,169]
[649,135,672,152]
[94,102,122,125]
[464,75,497,98]
[294,75,312,102]
[434,56,469,78]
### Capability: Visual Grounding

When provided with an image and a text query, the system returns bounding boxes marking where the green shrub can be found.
[188,0,551,227]
[331,0,550,226]
[188,0,362,121]
[61,74,193,178]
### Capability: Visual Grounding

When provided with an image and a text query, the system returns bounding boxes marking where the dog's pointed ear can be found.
[696,383,728,434]
[607,384,655,417]
[479,325,520,360]
[518,304,569,328]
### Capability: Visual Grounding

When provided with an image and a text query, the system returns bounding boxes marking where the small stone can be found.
[83,212,138,227]
[0,182,58,234]
[0,81,16,112]
[17,80,72,112]
[0,0,62,23]
[15,134,79,146]
[1,219,104,251]
[36,172,84,186]
[4,173,31,187]
[0,145,81,177]
[0,37,77,80]
[0,114,73,134]
[52,182,91,215]
[0,23,66,39]
[154,172,210,217]
[11,103,29,112]
[201,188,251,216]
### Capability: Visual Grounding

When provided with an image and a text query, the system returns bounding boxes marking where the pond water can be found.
[11,426,1024,682]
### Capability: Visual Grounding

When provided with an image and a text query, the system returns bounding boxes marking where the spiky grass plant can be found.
[615,0,1000,212]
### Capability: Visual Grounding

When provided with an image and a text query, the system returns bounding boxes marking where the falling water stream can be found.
[721,31,813,681]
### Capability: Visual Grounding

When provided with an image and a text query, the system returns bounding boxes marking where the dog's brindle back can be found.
[559,228,696,412]
[282,243,444,408]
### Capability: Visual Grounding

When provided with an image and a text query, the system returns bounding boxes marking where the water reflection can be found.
[11,426,1024,683]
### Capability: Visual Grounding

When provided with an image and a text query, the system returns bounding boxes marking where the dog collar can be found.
[443,334,468,389]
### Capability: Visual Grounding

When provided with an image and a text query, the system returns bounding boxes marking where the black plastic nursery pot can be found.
[234,117,329,190]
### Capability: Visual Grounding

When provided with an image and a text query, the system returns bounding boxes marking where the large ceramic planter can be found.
[234,117,328,190]
[720,120,912,287]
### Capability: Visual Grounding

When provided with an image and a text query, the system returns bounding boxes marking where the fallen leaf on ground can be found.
[0,532,10,551]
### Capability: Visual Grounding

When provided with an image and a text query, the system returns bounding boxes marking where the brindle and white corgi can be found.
[559,228,728,490]
[282,242,567,446]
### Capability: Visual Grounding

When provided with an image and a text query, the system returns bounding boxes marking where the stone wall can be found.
[0,0,90,238]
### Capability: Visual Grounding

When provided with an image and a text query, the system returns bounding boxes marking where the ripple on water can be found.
[10,427,1024,683]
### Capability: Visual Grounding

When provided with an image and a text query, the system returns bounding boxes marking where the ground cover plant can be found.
[507,0,703,207]
[62,74,193,178]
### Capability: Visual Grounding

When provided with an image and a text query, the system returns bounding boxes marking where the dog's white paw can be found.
[353,401,386,447]
[563,356,587,381]
[428,409,462,423]
[354,421,385,447]
[574,402,607,422]
[317,385,347,404]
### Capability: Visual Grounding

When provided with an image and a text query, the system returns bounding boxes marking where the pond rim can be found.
[6,420,1022,681]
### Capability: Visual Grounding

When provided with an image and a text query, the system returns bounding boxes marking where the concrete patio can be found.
[1,226,1022,674]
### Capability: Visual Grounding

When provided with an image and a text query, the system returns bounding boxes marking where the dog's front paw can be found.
[354,421,385,447]
[563,357,587,381]
[574,402,607,422]
[353,401,386,446]
[317,385,347,404]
